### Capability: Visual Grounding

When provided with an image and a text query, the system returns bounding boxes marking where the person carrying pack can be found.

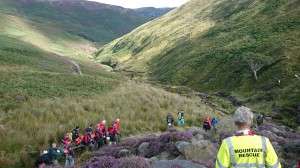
[256,114,264,126]
[99,120,107,144]
[115,118,121,143]
[83,128,94,151]
[177,110,185,125]
[63,146,76,166]
[211,117,218,127]
[72,126,80,141]
[166,114,174,128]
[216,106,281,168]
[203,116,212,132]
[34,150,51,168]
[108,122,117,145]
[48,143,63,166]
[95,123,104,149]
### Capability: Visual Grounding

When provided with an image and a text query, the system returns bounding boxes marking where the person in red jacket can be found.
[115,118,121,143]
[95,120,107,149]
[61,135,71,148]
[203,116,213,132]
[108,122,117,145]
[83,128,94,151]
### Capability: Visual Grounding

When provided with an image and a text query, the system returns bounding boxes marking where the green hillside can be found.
[95,0,300,127]
[0,0,147,45]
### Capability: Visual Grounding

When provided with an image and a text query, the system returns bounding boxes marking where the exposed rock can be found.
[194,134,205,141]
[149,156,158,164]
[138,142,150,155]
[154,160,206,168]
[260,130,278,141]
[119,149,130,157]
[159,151,171,160]
[190,137,197,143]
[175,141,190,153]
[183,140,217,161]
[15,95,26,101]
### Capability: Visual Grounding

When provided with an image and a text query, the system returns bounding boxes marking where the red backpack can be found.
[84,132,91,144]
[109,125,116,135]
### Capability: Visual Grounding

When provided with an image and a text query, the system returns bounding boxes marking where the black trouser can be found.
[95,137,104,149]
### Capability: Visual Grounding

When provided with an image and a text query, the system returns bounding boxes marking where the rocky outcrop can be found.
[154,160,207,168]
[183,140,218,161]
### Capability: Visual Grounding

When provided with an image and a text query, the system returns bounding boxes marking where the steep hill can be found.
[134,7,175,20]
[95,0,300,127]
[0,0,147,45]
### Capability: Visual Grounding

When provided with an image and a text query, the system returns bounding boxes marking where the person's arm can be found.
[265,138,281,168]
[216,139,231,168]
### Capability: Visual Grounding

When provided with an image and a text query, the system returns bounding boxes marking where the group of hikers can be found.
[165,109,218,132]
[35,109,267,167]
[35,118,121,168]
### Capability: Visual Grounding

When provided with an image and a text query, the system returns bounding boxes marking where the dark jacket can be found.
[72,129,79,141]
[48,147,63,162]
[34,154,51,167]
[166,115,174,123]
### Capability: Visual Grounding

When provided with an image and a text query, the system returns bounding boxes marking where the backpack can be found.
[167,115,173,123]
[257,116,263,123]
[75,136,84,146]
[95,128,102,138]
[84,132,91,144]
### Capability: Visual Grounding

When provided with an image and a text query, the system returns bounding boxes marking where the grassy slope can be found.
[95,0,300,127]
[0,0,147,45]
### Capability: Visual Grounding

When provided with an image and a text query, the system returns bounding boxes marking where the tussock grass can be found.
[0,82,221,167]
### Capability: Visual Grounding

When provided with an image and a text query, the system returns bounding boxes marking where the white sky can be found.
[88,0,190,8]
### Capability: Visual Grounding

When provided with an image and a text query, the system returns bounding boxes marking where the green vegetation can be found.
[0,0,147,44]
[96,0,300,127]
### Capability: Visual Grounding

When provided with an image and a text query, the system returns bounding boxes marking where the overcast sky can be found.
[88,0,190,8]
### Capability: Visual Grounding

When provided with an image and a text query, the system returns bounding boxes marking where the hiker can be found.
[60,135,76,166]
[82,128,94,151]
[34,150,51,168]
[108,122,117,145]
[63,145,76,166]
[48,143,63,166]
[61,135,71,148]
[256,113,264,126]
[211,117,218,128]
[216,106,281,168]
[115,118,121,143]
[71,126,80,141]
[166,113,174,127]
[177,109,185,125]
[99,120,108,144]
[95,120,107,149]
[203,116,212,132]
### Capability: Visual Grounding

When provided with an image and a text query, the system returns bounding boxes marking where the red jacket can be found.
[115,120,120,133]
[99,123,107,134]
[108,125,117,135]
[204,117,213,128]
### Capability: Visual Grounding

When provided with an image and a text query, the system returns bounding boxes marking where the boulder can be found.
[119,149,130,157]
[154,160,206,168]
[159,151,171,160]
[183,140,217,161]
[194,134,205,141]
[138,142,150,155]
[175,141,191,153]
[149,156,158,164]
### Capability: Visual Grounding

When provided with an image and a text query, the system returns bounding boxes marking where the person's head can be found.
[116,118,120,122]
[89,124,93,127]
[102,120,106,124]
[75,126,80,130]
[52,143,56,148]
[234,106,253,128]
